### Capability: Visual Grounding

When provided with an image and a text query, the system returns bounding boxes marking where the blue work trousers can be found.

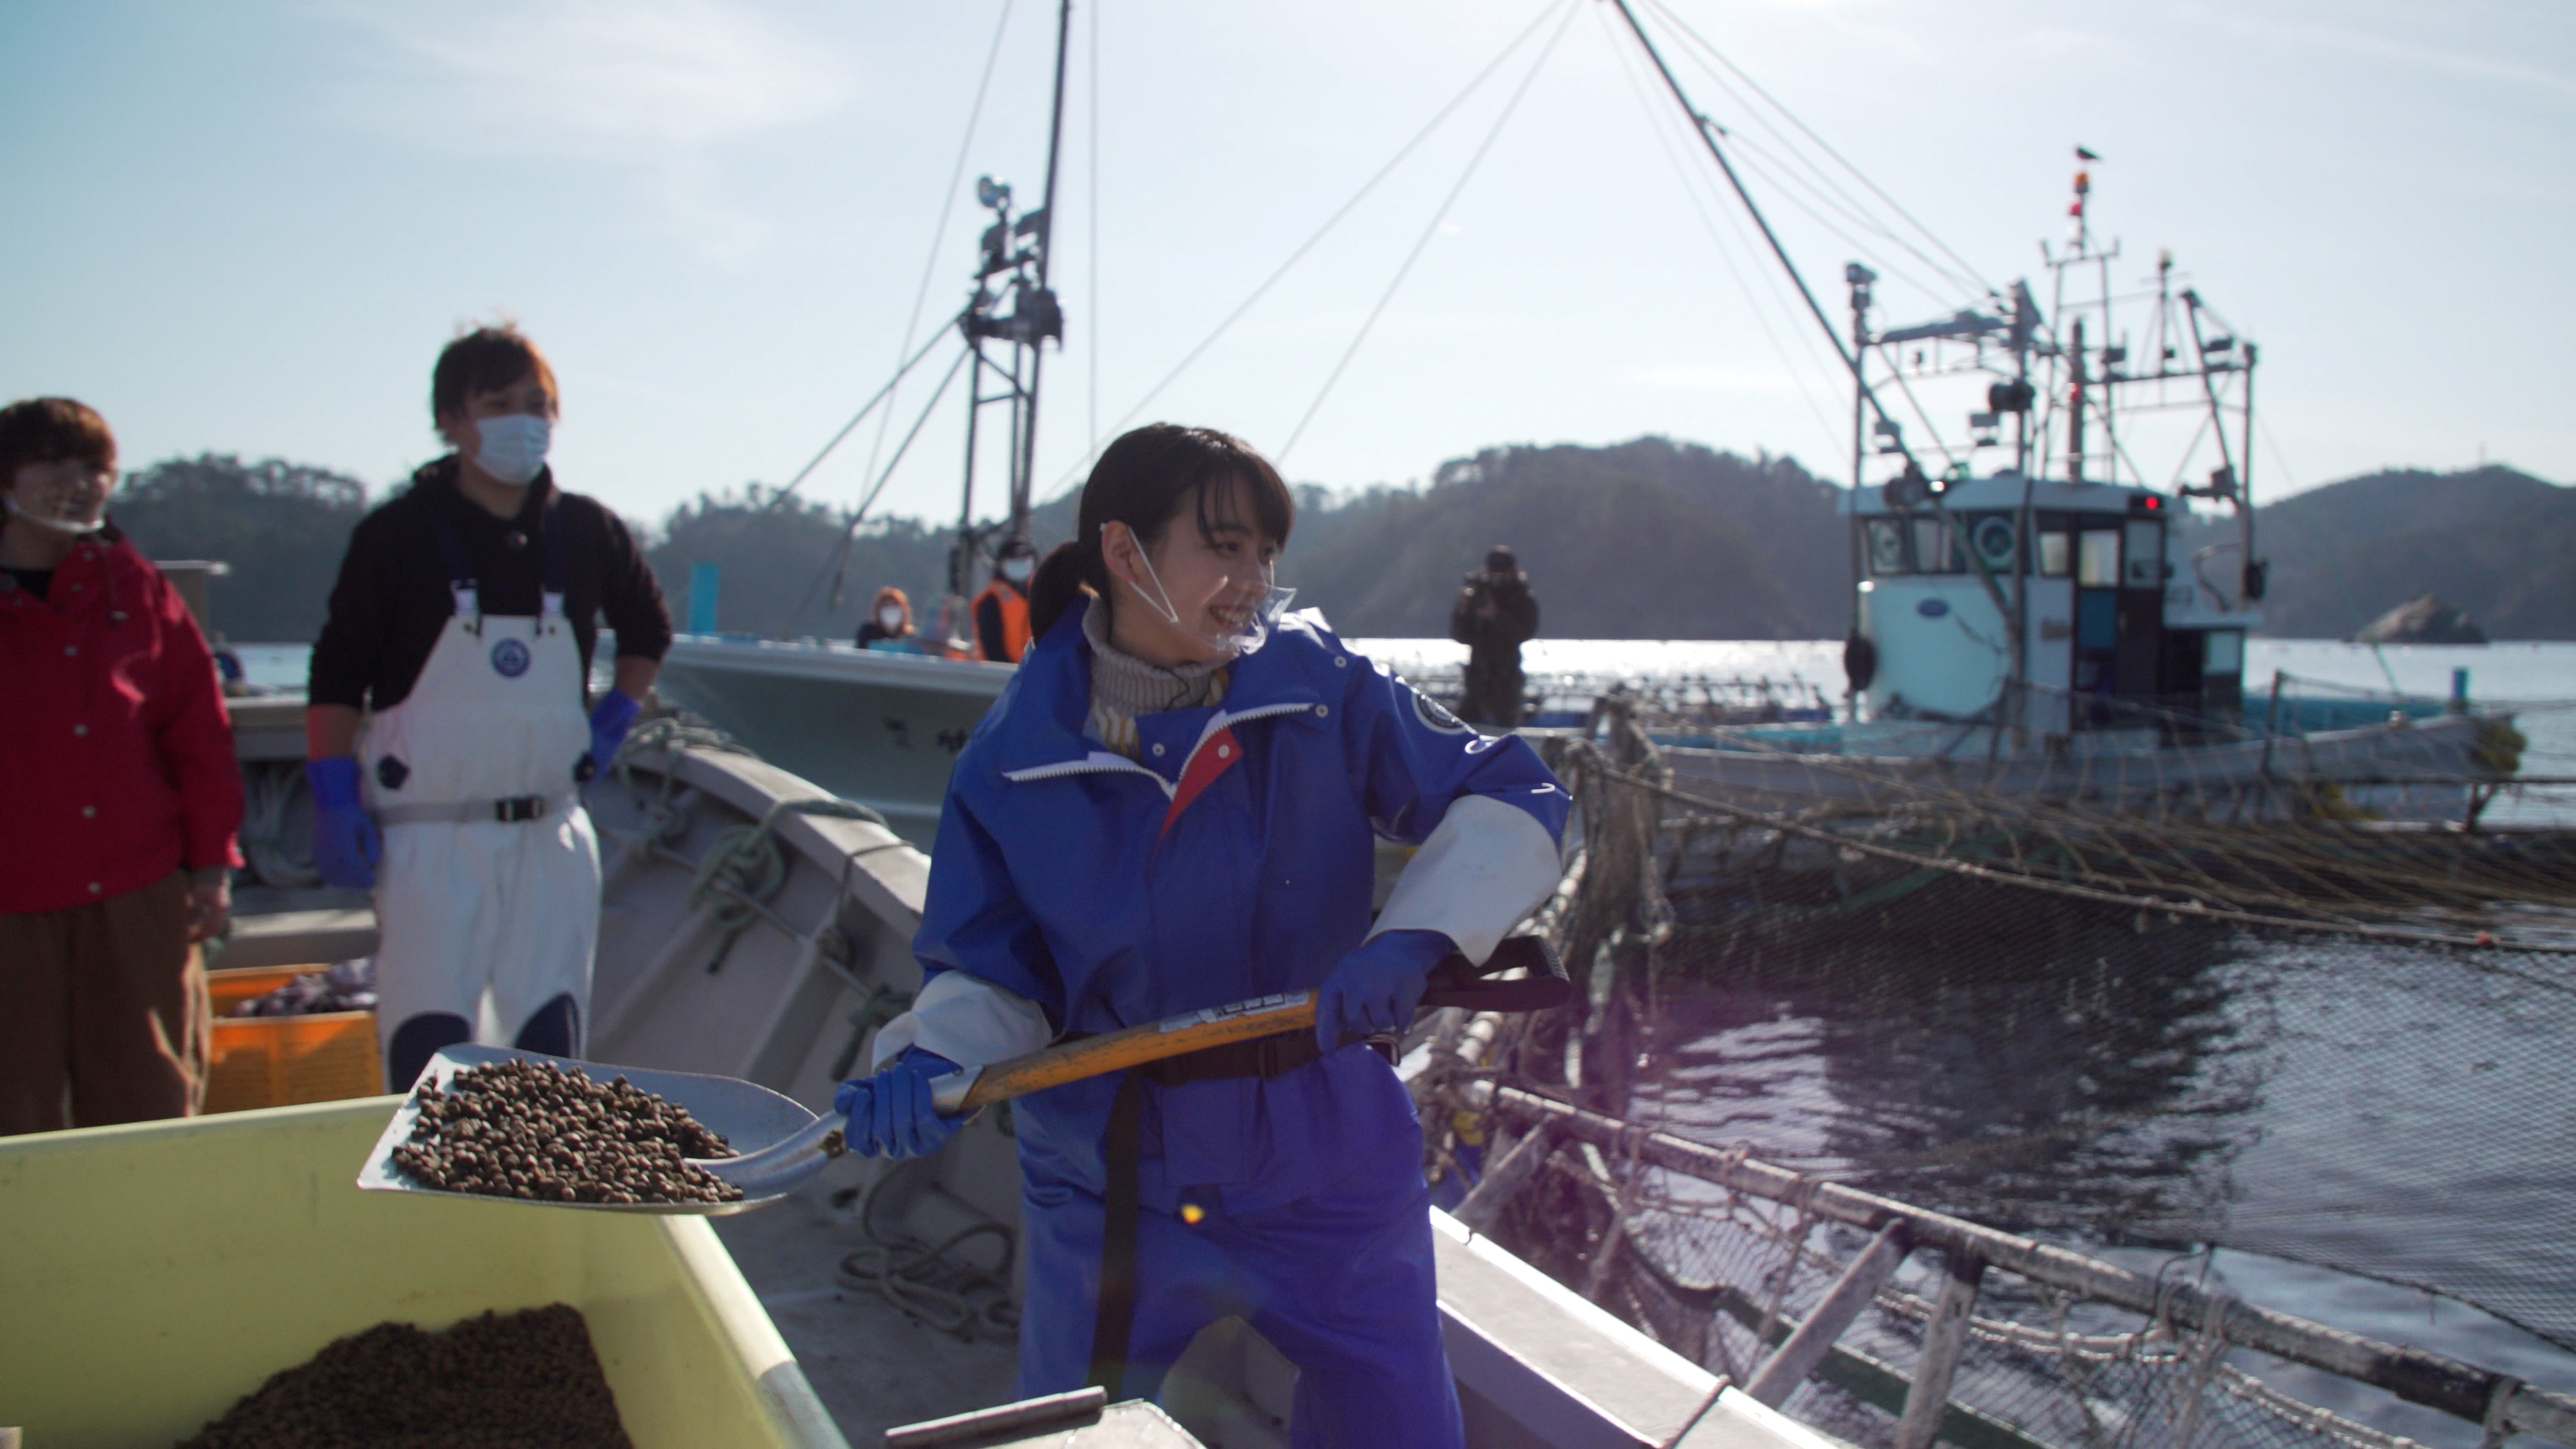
[1016,1155,1464,1449]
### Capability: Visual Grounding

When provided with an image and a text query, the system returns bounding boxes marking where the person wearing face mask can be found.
[304,324,673,1091]
[1,396,244,1136]
[855,585,926,655]
[973,535,1039,663]
[833,425,1571,1447]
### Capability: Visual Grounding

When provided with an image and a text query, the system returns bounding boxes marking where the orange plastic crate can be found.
[203,966,382,1113]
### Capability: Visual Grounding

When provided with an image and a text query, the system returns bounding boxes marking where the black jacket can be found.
[1448,571,1538,660]
[309,458,672,711]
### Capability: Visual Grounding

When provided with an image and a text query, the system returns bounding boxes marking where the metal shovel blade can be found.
[356,1044,824,1215]
[684,1068,974,1198]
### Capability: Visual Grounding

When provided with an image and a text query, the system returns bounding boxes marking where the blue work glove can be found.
[1314,929,1454,1051]
[834,1048,965,1159]
[305,756,382,890]
[586,690,641,776]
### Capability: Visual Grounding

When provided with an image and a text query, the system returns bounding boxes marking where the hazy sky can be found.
[3,1,2568,533]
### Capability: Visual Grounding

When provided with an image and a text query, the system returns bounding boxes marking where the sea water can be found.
[1369,641,2576,1442]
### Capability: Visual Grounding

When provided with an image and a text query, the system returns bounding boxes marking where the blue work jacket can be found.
[913,597,1570,1215]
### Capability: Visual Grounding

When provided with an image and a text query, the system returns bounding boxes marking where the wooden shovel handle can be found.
[944,936,1566,1112]
[957,992,1317,1111]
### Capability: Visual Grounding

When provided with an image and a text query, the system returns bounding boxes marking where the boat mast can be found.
[1016,0,1074,545]
[1847,263,1871,686]
[947,0,1073,609]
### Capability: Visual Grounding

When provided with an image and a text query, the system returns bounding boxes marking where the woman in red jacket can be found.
[0,397,244,1136]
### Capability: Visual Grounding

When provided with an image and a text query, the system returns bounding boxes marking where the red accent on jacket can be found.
[1,531,244,914]
[1159,726,1243,837]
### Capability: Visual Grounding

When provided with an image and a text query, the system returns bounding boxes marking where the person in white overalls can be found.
[360,506,601,1071]
[304,325,667,1091]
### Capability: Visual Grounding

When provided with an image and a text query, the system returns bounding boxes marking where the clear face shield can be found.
[1129,548,1297,657]
[5,462,113,535]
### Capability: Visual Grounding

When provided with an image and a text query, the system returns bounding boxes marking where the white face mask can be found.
[877,606,905,629]
[1000,557,1034,584]
[5,492,108,535]
[1128,546,1295,658]
[471,414,551,486]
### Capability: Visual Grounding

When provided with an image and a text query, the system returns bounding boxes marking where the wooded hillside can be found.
[109,454,370,643]
[97,447,2574,644]
[1277,438,1844,639]
[2177,465,2576,639]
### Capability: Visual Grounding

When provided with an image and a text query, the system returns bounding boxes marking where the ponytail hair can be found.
[1026,540,1094,642]
[1026,423,1295,641]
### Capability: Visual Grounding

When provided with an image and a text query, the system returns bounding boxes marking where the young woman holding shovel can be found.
[837,423,1570,1448]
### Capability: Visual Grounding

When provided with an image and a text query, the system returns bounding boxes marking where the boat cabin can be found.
[1847,473,2259,737]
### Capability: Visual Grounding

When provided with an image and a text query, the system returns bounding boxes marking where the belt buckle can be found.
[494,796,545,823]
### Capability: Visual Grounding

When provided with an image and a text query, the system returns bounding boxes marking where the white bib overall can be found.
[361,511,599,1085]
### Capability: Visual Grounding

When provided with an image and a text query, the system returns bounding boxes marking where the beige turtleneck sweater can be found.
[1081,596,1229,759]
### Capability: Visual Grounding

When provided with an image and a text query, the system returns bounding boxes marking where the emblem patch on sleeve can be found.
[1413,688,1472,735]
[490,638,533,678]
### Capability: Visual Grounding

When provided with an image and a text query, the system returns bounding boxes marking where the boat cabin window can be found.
[1864,519,1908,575]
[2207,629,2245,675]
[2123,519,2165,589]
[2077,529,2121,587]
[1911,517,1964,574]
[2037,528,2072,577]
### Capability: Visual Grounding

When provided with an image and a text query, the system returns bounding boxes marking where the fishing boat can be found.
[1548,2,2514,832]
[172,704,2576,1449]
[161,694,1844,1449]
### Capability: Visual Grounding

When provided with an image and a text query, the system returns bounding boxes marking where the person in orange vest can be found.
[973,536,1037,663]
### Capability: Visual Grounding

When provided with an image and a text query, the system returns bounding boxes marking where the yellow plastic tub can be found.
[0,1098,849,1448]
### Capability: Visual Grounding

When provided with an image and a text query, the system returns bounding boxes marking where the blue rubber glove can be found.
[1314,929,1453,1051]
[834,1049,965,1159]
[305,756,382,890]
[586,690,641,776]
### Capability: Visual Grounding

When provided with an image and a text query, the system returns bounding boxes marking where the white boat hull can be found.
[649,634,1013,845]
[226,726,1813,1448]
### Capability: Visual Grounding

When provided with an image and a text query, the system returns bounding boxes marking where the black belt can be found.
[1087,1027,1333,1395]
[373,792,572,826]
[1083,936,1570,1397]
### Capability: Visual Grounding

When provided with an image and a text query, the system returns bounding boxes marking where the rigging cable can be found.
[1277,0,1582,465]
[1638,7,1982,307]
[780,343,975,638]
[1039,0,1570,499]
[2255,416,2299,496]
[1644,0,1994,299]
[1607,5,1856,458]
[761,326,959,511]
[1874,346,1962,472]
[861,0,1018,498]
[2162,407,2216,492]
[1715,139,1968,313]
[1659,68,1980,309]
[1591,0,1842,458]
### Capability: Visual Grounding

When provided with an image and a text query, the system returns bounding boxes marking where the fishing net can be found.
[1499,1158,2440,1449]
[1421,678,2576,1447]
